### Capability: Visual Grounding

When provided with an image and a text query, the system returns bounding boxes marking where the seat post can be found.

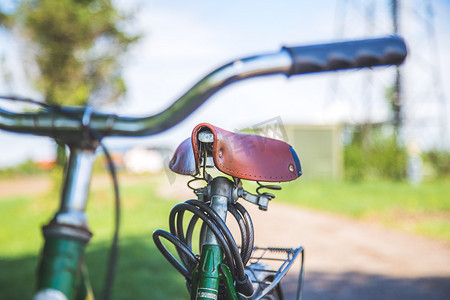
[194,176,235,300]
[204,177,234,245]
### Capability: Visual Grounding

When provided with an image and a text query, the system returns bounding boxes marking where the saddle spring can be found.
[187,140,213,193]
[256,181,282,199]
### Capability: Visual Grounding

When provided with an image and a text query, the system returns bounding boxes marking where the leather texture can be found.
[170,123,302,182]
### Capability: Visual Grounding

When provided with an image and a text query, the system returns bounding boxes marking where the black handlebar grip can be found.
[282,35,407,76]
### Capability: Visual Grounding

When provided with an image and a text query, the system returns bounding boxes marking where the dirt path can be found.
[0,173,149,198]
[0,176,51,197]
[246,202,450,299]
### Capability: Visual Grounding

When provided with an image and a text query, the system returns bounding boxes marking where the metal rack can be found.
[245,246,304,300]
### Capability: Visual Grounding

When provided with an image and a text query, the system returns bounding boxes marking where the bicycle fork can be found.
[34,146,95,300]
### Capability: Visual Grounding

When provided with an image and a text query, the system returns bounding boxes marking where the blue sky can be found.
[0,0,449,166]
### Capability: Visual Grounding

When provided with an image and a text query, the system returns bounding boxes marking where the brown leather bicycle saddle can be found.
[169,123,302,182]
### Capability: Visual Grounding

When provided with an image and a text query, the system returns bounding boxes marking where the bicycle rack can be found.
[245,246,304,300]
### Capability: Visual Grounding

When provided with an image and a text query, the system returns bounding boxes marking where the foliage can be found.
[422,149,450,179]
[0,0,140,170]
[344,125,408,181]
[0,11,6,25]
[0,159,48,178]
[1,0,140,106]
[279,179,450,242]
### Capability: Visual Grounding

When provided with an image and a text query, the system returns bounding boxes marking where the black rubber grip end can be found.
[283,35,407,76]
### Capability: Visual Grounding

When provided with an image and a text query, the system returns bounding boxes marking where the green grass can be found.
[0,175,188,300]
[276,179,450,241]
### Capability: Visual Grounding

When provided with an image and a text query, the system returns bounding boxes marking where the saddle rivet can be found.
[218,149,223,158]
[289,164,294,172]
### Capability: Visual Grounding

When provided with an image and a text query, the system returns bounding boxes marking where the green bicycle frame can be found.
[190,244,238,300]
[36,235,92,300]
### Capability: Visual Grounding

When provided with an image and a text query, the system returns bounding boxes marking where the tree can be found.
[1,0,140,168]
[0,0,140,106]
[343,85,408,181]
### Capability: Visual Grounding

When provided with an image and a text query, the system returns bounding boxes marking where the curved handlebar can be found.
[0,35,406,140]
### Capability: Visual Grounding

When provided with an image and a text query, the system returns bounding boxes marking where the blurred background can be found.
[0,0,449,299]
[0,0,449,181]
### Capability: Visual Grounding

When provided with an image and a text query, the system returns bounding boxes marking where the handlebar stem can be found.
[53,147,96,229]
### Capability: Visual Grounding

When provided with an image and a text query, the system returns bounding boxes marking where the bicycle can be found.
[0,36,406,300]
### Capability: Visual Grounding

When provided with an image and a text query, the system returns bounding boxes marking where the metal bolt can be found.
[218,149,223,158]
[289,164,294,172]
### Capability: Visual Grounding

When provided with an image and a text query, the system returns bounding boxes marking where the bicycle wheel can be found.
[246,262,283,300]
[258,283,282,300]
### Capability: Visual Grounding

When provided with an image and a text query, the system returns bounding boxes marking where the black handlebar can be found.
[0,36,407,141]
[282,36,406,76]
